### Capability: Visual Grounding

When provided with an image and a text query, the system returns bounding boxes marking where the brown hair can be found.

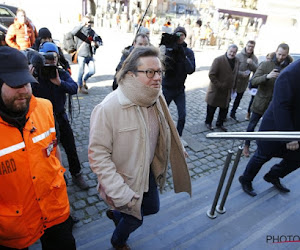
[116,46,162,83]
[247,40,256,46]
[276,43,289,53]
[16,8,26,16]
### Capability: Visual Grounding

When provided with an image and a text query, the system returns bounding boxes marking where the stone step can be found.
[31,156,300,249]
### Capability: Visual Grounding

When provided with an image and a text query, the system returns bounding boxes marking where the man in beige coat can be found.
[205,44,239,132]
[88,46,191,249]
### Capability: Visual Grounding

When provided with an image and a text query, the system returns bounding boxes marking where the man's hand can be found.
[50,69,61,86]
[28,64,34,75]
[242,70,250,77]
[246,58,253,64]
[184,150,189,158]
[286,141,299,151]
[266,69,280,79]
[127,193,140,208]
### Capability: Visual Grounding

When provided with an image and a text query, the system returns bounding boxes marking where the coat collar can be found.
[116,87,136,108]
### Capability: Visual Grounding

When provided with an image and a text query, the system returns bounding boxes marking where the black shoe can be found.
[205,123,214,130]
[230,114,239,122]
[111,240,131,250]
[263,174,290,192]
[216,125,228,132]
[239,176,257,197]
[72,173,89,190]
[106,209,119,227]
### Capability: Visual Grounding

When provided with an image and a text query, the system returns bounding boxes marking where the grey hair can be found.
[228,44,238,51]
[133,33,150,45]
[116,46,162,83]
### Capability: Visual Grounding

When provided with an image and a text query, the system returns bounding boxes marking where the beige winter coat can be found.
[205,54,239,108]
[88,88,191,220]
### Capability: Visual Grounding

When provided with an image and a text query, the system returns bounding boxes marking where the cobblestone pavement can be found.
[61,28,260,227]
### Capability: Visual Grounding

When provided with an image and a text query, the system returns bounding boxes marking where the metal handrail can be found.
[206,131,300,219]
[207,131,300,141]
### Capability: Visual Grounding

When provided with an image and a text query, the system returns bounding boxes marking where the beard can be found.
[2,93,31,114]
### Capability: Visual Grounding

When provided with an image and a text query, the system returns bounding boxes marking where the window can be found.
[0,7,14,18]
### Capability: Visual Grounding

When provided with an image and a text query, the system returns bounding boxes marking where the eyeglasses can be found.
[136,69,164,78]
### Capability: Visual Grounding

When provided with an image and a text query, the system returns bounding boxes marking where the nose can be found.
[153,71,162,79]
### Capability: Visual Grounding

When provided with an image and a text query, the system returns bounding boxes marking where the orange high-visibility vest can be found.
[0,96,70,249]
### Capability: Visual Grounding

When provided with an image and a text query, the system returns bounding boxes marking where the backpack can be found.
[62,32,76,53]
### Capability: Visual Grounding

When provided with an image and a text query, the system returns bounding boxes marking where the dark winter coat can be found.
[257,59,300,161]
[31,69,77,114]
[205,54,239,108]
[251,54,292,115]
[162,42,195,90]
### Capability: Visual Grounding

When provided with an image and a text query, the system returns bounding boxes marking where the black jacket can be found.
[31,69,77,114]
[162,42,195,90]
[258,59,300,160]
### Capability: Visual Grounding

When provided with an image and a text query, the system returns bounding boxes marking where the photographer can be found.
[160,26,195,147]
[32,27,71,75]
[72,14,103,94]
[30,42,88,190]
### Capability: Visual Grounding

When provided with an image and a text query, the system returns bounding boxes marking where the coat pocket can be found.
[0,204,29,240]
[47,168,69,220]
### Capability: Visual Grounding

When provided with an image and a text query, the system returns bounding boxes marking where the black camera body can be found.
[160,33,180,49]
[25,50,57,80]
[41,65,57,79]
[41,52,56,61]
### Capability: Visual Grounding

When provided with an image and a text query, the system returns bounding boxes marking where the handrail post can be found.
[216,145,243,214]
[207,149,233,219]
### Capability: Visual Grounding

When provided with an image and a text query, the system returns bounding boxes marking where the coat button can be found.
[16,210,19,214]
[32,176,36,179]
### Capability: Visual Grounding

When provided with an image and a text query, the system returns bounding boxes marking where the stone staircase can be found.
[31,157,300,250]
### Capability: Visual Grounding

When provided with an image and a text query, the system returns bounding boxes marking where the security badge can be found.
[43,139,58,157]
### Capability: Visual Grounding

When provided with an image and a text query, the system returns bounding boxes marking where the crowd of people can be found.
[0,7,299,250]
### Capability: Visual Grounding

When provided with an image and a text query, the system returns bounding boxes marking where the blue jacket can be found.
[258,59,300,160]
[31,69,77,114]
[162,42,195,89]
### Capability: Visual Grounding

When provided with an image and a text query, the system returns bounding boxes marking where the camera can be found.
[41,65,57,79]
[25,50,57,80]
[41,52,56,61]
[160,32,180,49]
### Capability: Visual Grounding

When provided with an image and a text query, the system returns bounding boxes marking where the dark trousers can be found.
[162,87,186,136]
[111,171,160,246]
[247,95,255,114]
[55,112,81,176]
[230,92,244,116]
[242,150,300,182]
[0,216,76,250]
[205,104,228,126]
[245,112,262,147]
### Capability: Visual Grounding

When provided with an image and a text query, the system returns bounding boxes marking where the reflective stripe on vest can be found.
[0,142,26,157]
[32,127,55,143]
[0,127,55,157]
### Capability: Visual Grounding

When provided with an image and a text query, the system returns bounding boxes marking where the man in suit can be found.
[205,44,239,132]
[239,59,300,196]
